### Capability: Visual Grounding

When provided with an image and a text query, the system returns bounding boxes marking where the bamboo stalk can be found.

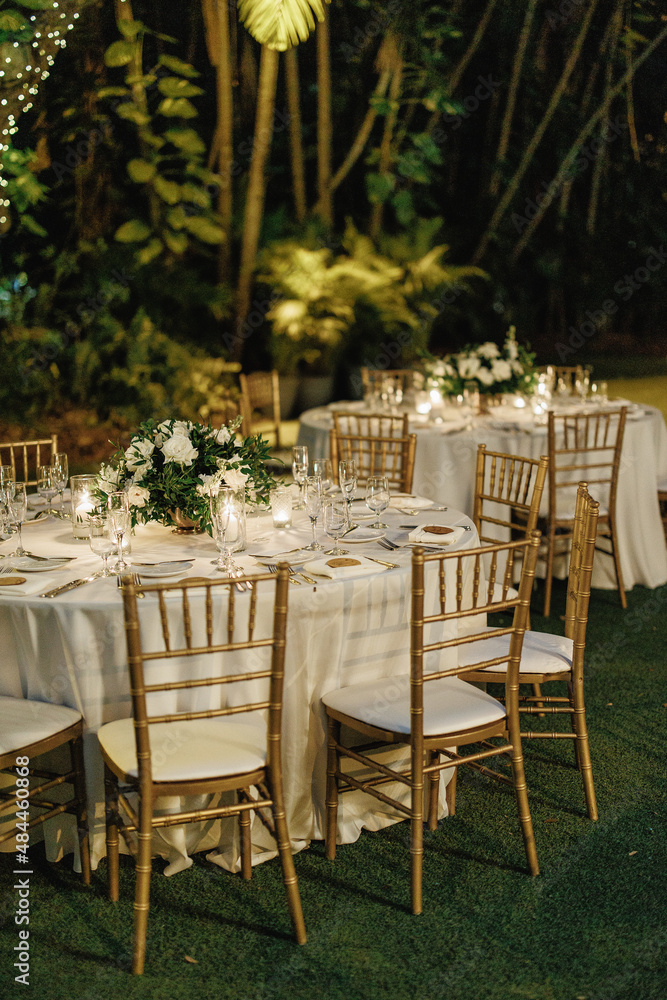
[285,48,307,222]
[316,6,333,226]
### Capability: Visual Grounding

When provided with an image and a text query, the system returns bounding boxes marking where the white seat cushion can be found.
[0,696,82,755]
[458,628,573,674]
[98,718,267,782]
[322,675,506,735]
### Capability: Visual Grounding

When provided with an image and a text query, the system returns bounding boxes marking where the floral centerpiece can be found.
[95,416,279,532]
[422,327,537,398]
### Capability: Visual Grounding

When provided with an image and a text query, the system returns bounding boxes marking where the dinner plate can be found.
[135,561,194,578]
[24,511,49,525]
[9,557,71,573]
[342,527,385,543]
[253,551,310,567]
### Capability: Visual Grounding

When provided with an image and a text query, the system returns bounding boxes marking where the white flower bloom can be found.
[212,426,231,445]
[491,359,512,382]
[506,338,519,361]
[477,367,495,386]
[161,432,199,466]
[196,473,217,497]
[125,437,155,472]
[458,355,481,379]
[127,485,150,508]
[477,342,500,360]
[511,359,524,374]
[223,468,249,490]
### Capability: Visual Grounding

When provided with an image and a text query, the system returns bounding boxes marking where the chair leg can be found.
[268,770,307,945]
[532,683,545,717]
[445,765,457,817]
[570,679,598,821]
[325,714,340,861]
[607,522,627,610]
[509,747,539,877]
[410,778,424,916]
[427,751,440,832]
[70,734,91,885]
[239,790,252,880]
[104,764,120,902]
[543,529,556,617]
[132,797,154,975]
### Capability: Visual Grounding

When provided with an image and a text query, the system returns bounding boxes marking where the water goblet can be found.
[52,452,69,510]
[365,475,390,529]
[338,459,357,525]
[0,465,13,490]
[291,445,309,510]
[107,492,131,574]
[311,458,332,493]
[323,498,349,556]
[304,475,324,551]
[37,465,58,515]
[88,514,115,576]
[6,481,28,557]
[210,487,244,575]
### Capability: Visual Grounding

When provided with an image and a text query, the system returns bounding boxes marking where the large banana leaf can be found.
[237,0,328,51]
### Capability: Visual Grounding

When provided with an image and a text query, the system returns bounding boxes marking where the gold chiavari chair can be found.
[360,367,422,398]
[473,444,548,553]
[330,411,416,492]
[658,478,667,542]
[323,533,542,914]
[460,484,600,820]
[0,697,91,883]
[0,434,58,485]
[541,365,590,395]
[239,370,283,448]
[98,569,306,975]
[541,407,626,616]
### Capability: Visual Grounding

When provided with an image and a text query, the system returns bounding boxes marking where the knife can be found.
[40,574,102,598]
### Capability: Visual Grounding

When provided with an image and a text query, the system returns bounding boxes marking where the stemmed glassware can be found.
[0,465,13,490]
[6,482,28,557]
[291,445,309,509]
[338,459,357,525]
[37,465,58,514]
[52,453,69,510]
[365,475,390,529]
[323,498,349,556]
[303,475,324,551]
[88,514,115,576]
[107,492,131,574]
[210,487,244,576]
[311,458,332,492]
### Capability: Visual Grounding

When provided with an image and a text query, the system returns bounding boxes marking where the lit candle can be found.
[73,496,95,538]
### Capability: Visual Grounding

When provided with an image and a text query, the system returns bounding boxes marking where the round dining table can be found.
[0,498,478,876]
[297,397,667,593]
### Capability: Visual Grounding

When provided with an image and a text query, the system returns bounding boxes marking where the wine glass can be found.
[210,487,243,575]
[0,465,13,490]
[6,481,28,557]
[311,458,332,492]
[52,452,69,510]
[323,498,349,556]
[37,465,58,514]
[303,475,324,551]
[365,475,390,529]
[107,492,131,574]
[291,445,309,510]
[88,514,115,576]
[338,459,357,525]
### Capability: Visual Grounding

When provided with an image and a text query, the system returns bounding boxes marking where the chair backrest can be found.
[541,365,590,394]
[547,408,626,522]
[410,533,541,737]
[360,368,423,398]
[0,435,58,485]
[330,411,416,492]
[564,484,599,658]
[239,370,282,447]
[473,444,548,545]
[121,569,289,783]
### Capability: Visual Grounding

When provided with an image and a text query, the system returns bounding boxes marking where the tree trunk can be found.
[202,0,234,281]
[369,45,403,242]
[316,6,333,227]
[234,45,280,361]
[586,2,623,235]
[285,48,307,223]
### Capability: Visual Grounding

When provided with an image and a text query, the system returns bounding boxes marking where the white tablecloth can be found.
[298,400,667,591]
[0,503,477,874]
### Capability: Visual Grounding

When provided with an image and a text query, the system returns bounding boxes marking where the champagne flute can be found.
[37,465,58,515]
[365,475,390,529]
[88,514,115,576]
[323,498,349,556]
[52,452,69,510]
[338,459,357,525]
[311,458,332,493]
[303,475,323,551]
[291,445,309,510]
[107,492,131,574]
[6,481,28,557]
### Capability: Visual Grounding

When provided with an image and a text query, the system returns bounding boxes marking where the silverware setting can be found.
[265,563,302,584]
[40,573,103,598]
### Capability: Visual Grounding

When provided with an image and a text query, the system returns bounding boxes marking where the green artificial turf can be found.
[1,578,666,1000]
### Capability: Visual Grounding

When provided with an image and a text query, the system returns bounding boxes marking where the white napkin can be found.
[389,495,433,510]
[0,574,61,596]
[303,555,385,579]
[247,529,312,556]
[408,524,466,546]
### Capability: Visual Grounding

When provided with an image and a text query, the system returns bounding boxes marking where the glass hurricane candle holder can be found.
[271,487,293,529]
[71,475,98,539]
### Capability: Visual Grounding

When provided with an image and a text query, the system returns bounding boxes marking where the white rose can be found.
[223,468,249,490]
[127,485,150,508]
[477,367,495,386]
[491,359,512,382]
[477,342,500,359]
[506,339,519,361]
[161,432,199,466]
[458,356,481,379]
[212,426,231,445]
[125,438,155,472]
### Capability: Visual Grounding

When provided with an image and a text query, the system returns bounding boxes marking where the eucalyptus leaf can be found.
[98,86,130,98]
[135,238,163,266]
[157,97,198,119]
[114,219,152,243]
[183,216,226,244]
[116,103,151,126]
[167,206,187,230]
[127,159,156,183]
[164,128,206,155]
[158,77,204,99]
[153,175,181,205]
[0,10,29,33]
[163,229,188,255]
[180,183,210,208]
[157,53,200,78]
[104,40,135,68]
[117,19,145,39]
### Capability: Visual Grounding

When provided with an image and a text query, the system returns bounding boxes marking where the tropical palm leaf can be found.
[237,0,328,51]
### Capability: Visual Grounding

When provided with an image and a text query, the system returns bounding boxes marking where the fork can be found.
[288,566,317,585]
[266,563,302,585]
